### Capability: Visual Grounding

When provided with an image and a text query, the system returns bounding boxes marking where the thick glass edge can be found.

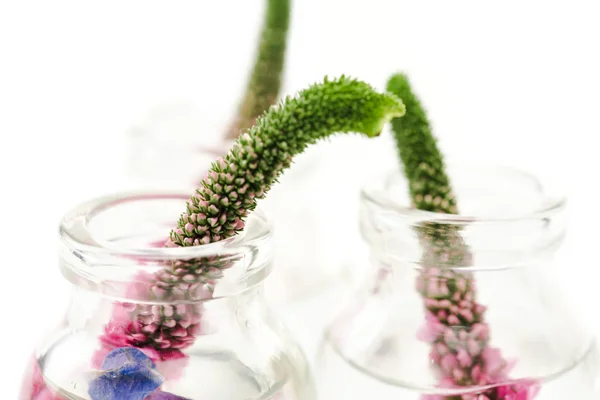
[58,191,273,260]
[360,163,567,225]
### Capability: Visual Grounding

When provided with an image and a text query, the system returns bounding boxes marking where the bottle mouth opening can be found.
[361,163,567,225]
[59,192,272,299]
[359,163,568,268]
[60,192,271,260]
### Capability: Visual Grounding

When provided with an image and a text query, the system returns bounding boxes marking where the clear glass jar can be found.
[19,192,315,400]
[316,164,600,399]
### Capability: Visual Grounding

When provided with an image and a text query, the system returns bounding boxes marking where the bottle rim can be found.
[59,191,271,260]
[58,191,273,300]
[361,162,567,225]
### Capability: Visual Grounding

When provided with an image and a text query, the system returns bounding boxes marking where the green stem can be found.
[387,73,457,214]
[225,0,291,139]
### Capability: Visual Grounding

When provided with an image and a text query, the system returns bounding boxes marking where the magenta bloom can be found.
[415,267,540,399]
[421,378,540,400]
[496,380,540,400]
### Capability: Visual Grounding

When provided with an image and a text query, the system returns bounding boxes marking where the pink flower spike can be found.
[456,278,467,293]
[471,364,481,382]
[457,349,472,368]
[440,354,458,374]
[470,323,489,341]
[438,299,451,309]
[427,280,439,296]
[417,322,438,343]
[481,347,506,377]
[467,339,480,356]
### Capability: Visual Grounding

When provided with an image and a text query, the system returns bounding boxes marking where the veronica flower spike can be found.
[169,76,406,248]
[387,73,536,400]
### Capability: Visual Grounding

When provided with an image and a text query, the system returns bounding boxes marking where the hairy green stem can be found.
[226,0,291,139]
[387,74,457,214]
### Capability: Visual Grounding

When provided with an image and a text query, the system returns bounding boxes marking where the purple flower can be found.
[88,347,163,400]
[101,347,156,371]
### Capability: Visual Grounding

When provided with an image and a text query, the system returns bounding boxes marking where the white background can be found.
[1,0,599,397]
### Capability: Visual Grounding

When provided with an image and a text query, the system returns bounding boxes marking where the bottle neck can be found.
[360,201,565,271]
[64,283,270,337]
[359,166,567,270]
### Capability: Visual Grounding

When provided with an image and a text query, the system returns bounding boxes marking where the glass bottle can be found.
[316,164,600,399]
[19,192,315,400]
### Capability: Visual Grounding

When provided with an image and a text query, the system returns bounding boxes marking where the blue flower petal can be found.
[88,364,163,400]
[101,347,156,371]
[88,347,164,400]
